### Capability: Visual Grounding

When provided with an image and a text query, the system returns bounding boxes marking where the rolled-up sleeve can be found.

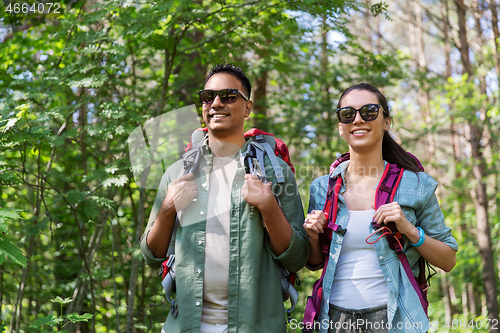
[307,176,328,214]
[267,160,311,273]
[417,174,458,252]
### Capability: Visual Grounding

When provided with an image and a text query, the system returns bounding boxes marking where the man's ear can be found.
[245,100,253,119]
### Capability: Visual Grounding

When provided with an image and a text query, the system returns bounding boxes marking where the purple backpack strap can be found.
[303,176,344,332]
[372,163,429,315]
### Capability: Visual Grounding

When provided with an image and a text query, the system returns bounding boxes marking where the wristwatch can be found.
[410,226,425,247]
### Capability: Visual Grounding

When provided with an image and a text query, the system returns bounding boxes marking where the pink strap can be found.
[396,247,428,313]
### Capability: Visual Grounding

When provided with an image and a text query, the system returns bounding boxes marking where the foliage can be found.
[0,209,26,266]
[29,297,93,332]
[0,0,499,331]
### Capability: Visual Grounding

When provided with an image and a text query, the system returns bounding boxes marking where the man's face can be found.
[202,73,251,137]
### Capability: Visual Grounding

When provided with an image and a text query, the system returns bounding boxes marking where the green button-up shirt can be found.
[140,139,310,333]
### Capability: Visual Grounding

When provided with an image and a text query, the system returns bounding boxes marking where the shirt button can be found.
[197,269,202,274]
[234,183,238,187]
[379,256,383,260]
[200,211,205,216]
[387,278,391,283]
[196,301,201,306]
[198,240,203,245]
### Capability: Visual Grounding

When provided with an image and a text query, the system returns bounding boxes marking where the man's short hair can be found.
[205,63,252,98]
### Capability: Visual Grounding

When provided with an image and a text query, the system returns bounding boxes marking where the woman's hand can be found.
[303,210,327,241]
[373,202,419,243]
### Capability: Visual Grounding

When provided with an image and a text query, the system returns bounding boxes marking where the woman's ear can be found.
[339,124,343,136]
[384,117,391,131]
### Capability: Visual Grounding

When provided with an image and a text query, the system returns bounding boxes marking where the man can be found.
[140,64,310,333]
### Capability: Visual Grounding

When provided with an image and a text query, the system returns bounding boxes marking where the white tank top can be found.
[329,209,388,309]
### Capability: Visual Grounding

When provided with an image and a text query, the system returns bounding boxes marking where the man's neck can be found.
[208,131,246,157]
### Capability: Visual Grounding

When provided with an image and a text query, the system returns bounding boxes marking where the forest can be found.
[0,0,499,332]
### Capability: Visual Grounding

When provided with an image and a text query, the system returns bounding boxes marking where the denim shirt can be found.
[307,161,458,333]
[140,139,310,333]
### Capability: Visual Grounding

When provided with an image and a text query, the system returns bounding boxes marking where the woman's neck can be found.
[347,147,385,181]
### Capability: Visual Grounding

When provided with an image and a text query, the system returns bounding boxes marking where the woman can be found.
[303,83,457,333]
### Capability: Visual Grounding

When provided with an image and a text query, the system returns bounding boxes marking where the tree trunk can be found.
[126,184,147,333]
[111,223,122,333]
[468,282,477,317]
[454,0,499,327]
[78,87,88,176]
[462,282,469,317]
[65,221,105,331]
[253,69,268,131]
[363,0,373,52]
[489,0,500,88]
[414,2,437,177]
[441,272,454,324]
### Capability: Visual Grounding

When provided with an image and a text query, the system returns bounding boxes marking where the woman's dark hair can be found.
[337,83,423,173]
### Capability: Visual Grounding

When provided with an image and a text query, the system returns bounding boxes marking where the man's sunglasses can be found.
[198,89,249,104]
[336,104,383,124]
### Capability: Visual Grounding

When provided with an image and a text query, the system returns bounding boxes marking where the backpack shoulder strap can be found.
[374,163,404,210]
[371,164,429,314]
[319,175,346,254]
[252,134,285,184]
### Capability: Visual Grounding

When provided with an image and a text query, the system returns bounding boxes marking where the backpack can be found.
[302,152,434,332]
[160,128,299,321]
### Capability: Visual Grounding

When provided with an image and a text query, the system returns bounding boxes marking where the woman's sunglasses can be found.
[198,89,249,104]
[336,104,383,124]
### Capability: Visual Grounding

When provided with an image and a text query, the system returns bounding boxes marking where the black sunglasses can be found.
[336,104,383,124]
[198,89,249,104]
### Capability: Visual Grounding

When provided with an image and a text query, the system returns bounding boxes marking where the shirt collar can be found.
[200,137,251,158]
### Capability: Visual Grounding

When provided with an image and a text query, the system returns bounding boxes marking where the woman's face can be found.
[338,89,391,152]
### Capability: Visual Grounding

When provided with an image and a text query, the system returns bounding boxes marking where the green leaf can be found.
[103,174,129,187]
[0,209,21,225]
[0,234,27,266]
[30,314,58,328]
[50,296,73,304]
[65,313,93,323]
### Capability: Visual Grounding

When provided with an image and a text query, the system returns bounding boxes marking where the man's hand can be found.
[242,174,274,210]
[303,210,327,241]
[163,173,198,213]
